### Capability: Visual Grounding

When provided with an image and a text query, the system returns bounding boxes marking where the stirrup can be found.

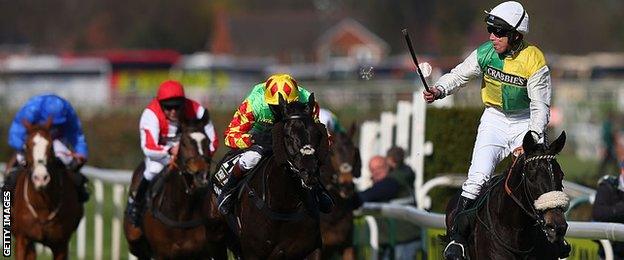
[444,240,467,259]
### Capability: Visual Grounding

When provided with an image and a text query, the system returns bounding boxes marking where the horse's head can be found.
[272,93,328,190]
[22,118,58,190]
[174,114,212,194]
[326,124,360,199]
[518,131,568,243]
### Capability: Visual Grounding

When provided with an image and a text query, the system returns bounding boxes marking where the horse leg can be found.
[14,235,36,260]
[50,243,69,260]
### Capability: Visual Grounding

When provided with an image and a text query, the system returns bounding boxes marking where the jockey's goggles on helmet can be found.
[485,13,520,38]
[160,98,184,110]
[487,25,511,37]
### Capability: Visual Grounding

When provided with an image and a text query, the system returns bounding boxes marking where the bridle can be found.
[175,156,210,195]
[24,130,63,223]
[504,154,563,225]
[167,135,211,195]
[325,135,356,197]
[281,114,319,190]
[473,153,565,255]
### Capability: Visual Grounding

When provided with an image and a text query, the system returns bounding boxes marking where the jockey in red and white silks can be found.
[139,80,218,181]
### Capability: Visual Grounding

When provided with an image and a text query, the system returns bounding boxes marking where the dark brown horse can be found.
[124,116,227,259]
[12,118,83,260]
[445,131,570,259]
[320,124,361,260]
[225,94,328,259]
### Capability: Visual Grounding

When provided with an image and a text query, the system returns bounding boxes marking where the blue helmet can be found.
[40,96,68,125]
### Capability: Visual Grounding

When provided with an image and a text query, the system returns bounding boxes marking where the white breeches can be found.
[143,156,170,181]
[239,150,262,171]
[461,107,530,200]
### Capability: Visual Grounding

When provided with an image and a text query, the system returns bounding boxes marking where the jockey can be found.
[422,2,564,259]
[4,94,89,203]
[319,108,346,134]
[126,80,218,226]
[217,73,334,215]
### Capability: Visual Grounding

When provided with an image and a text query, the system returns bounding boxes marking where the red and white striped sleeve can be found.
[139,109,171,160]
[196,106,219,155]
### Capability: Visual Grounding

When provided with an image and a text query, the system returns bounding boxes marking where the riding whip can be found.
[402,28,430,92]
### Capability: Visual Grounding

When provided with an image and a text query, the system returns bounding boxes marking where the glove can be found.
[16,153,27,167]
[423,86,445,103]
[530,131,545,144]
[251,129,273,148]
[69,157,86,173]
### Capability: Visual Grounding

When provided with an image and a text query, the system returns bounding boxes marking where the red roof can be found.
[64,49,181,64]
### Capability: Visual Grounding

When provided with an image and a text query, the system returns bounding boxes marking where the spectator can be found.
[356,156,421,260]
[598,111,618,175]
[593,167,624,258]
[386,146,416,200]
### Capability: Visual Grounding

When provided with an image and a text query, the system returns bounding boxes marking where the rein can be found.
[504,154,557,222]
[23,170,63,223]
[151,145,211,228]
[243,156,309,221]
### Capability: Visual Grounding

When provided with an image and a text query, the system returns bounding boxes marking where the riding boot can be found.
[315,185,334,214]
[217,164,244,215]
[444,196,474,260]
[1,168,19,194]
[126,177,150,226]
[69,172,90,203]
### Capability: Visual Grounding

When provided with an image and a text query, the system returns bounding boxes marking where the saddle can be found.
[212,151,245,195]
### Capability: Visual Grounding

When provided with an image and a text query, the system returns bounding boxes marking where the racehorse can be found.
[12,118,83,260]
[445,131,570,259]
[123,115,227,259]
[320,124,361,260]
[223,94,328,259]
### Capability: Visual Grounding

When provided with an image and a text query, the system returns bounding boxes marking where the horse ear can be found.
[308,93,316,113]
[348,122,358,139]
[44,116,53,130]
[22,119,33,131]
[179,113,190,128]
[523,131,538,153]
[548,131,566,155]
[278,94,288,111]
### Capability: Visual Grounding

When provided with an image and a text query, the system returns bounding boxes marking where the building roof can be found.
[209,11,388,63]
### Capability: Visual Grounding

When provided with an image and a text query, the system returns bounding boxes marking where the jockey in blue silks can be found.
[3,94,90,203]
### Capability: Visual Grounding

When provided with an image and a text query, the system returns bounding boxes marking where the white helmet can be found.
[485,1,529,34]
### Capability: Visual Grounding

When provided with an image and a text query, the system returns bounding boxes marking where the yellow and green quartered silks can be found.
[477,41,547,112]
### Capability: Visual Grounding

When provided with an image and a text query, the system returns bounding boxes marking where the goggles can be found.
[487,26,511,38]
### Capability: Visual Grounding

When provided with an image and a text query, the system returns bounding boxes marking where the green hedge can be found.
[424,107,482,180]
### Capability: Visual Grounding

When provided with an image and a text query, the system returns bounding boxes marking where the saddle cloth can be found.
[212,153,243,196]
